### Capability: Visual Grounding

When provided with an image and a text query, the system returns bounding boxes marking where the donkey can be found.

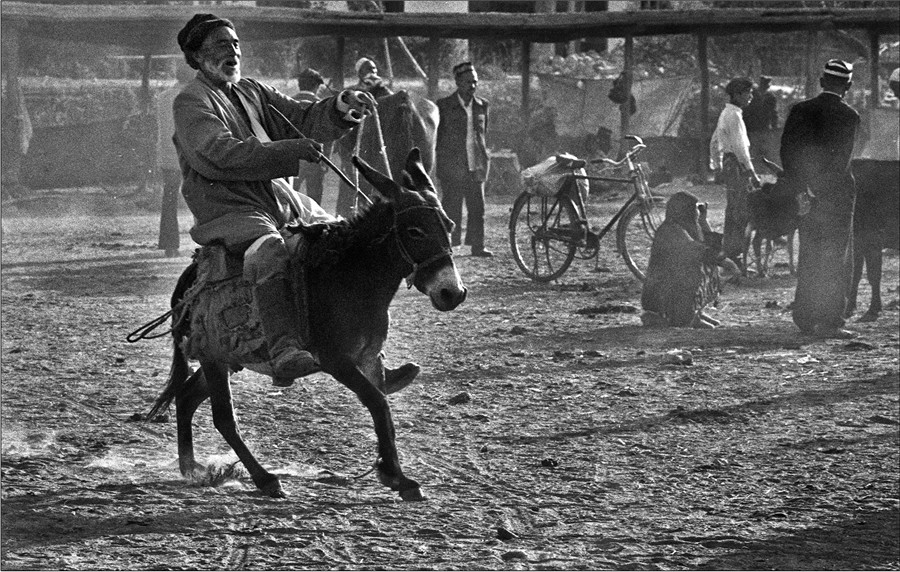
[334,90,437,217]
[745,159,805,277]
[147,149,466,501]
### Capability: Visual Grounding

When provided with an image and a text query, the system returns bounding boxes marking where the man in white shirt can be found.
[709,76,760,270]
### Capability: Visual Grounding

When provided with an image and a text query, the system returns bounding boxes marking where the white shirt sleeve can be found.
[459,94,477,172]
[709,104,756,175]
[729,108,755,174]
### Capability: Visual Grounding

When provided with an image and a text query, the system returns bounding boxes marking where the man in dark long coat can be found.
[780,59,860,338]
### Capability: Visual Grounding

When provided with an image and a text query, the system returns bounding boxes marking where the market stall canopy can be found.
[2,2,898,54]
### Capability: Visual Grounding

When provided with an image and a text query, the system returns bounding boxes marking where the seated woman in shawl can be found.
[641,191,729,329]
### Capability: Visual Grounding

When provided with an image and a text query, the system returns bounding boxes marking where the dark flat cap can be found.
[725,77,753,96]
[177,14,234,54]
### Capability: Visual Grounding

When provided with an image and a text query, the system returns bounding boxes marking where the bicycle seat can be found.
[555,153,587,169]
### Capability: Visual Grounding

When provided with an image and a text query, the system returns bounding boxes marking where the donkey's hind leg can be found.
[176,367,210,477]
[201,360,286,498]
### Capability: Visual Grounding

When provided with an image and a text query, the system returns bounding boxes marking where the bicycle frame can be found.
[509,136,663,282]
[555,152,653,247]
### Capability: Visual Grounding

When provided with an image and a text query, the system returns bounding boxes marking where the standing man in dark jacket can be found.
[436,62,492,257]
[172,14,374,379]
[780,59,860,338]
[743,75,779,168]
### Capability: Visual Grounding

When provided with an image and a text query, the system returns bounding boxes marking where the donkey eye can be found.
[406,227,427,240]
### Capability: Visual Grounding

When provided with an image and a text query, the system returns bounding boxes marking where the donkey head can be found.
[353,148,467,311]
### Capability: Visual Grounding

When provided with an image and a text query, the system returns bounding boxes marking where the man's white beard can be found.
[202,60,241,85]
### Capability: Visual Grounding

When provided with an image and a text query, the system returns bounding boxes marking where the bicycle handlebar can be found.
[589,142,646,167]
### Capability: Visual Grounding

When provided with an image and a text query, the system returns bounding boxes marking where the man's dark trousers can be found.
[440,170,485,250]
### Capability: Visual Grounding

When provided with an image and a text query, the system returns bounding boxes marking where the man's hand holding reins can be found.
[297,139,324,163]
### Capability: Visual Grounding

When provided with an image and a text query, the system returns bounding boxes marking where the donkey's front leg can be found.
[325,357,423,501]
[201,360,285,498]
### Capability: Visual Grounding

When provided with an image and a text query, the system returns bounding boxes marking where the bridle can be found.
[391,204,454,289]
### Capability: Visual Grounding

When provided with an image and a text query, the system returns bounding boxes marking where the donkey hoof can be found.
[399,486,425,502]
[180,460,206,478]
[384,362,421,395]
[256,475,287,498]
[261,482,287,498]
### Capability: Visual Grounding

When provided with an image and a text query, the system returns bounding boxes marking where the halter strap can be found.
[392,204,453,288]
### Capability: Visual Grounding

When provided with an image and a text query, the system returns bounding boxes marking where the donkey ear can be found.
[353,154,402,199]
[403,148,432,192]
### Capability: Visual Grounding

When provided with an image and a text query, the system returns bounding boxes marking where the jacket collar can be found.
[451,91,484,109]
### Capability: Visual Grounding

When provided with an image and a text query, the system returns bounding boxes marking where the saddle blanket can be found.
[176,233,311,374]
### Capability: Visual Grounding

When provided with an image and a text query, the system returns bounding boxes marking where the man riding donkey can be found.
[170,14,377,384]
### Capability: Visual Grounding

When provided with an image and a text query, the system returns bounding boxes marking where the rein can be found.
[126,277,203,343]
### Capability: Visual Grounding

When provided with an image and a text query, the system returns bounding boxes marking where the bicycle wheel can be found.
[616,197,665,282]
[509,192,580,282]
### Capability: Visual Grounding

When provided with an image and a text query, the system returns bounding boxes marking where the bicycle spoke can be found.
[510,193,578,282]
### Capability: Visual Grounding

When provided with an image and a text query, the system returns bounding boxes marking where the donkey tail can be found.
[146,343,192,421]
[146,263,198,421]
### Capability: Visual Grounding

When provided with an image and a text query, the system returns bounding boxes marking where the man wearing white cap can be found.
[352,57,392,97]
[779,59,860,338]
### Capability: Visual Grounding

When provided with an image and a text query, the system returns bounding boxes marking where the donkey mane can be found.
[304,197,396,271]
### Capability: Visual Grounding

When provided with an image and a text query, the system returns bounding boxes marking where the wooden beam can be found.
[869,29,880,110]
[140,52,152,114]
[382,37,393,82]
[333,36,345,91]
[2,3,897,50]
[619,34,633,158]
[394,36,428,82]
[698,32,710,177]
[0,23,30,196]
[521,40,532,132]
[426,37,440,100]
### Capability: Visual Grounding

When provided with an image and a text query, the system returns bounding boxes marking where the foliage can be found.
[14,78,149,127]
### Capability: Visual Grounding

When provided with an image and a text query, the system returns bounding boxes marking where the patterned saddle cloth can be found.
[176,233,311,373]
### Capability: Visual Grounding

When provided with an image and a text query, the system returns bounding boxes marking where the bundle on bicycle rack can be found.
[521,153,590,203]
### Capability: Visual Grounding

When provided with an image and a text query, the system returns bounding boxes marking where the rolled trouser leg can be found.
[243,235,318,381]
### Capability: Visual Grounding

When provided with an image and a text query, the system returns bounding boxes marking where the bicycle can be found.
[509,135,666,282]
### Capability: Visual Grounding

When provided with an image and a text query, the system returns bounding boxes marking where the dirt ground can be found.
[1,179,898,571]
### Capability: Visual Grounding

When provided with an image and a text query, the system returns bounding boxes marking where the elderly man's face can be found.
[197,26,241,86]
[455,70,478,100]
[359,61,377,80]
